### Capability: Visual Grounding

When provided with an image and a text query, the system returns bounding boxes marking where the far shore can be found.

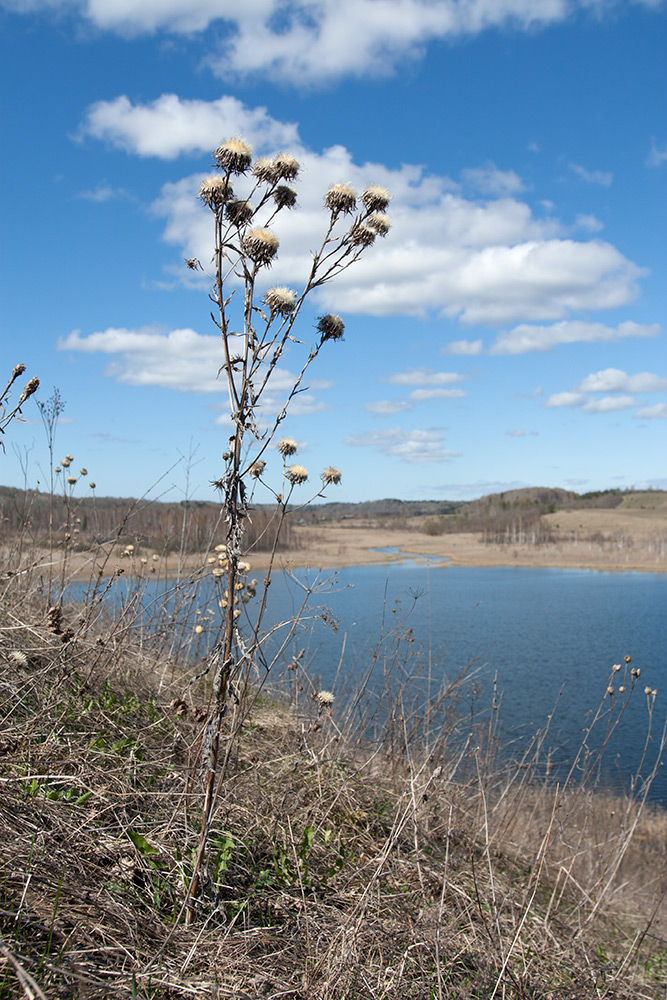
[27,508,667,582]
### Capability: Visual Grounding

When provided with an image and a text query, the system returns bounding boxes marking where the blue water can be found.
[259,561,667,802]
[69,561,667,803]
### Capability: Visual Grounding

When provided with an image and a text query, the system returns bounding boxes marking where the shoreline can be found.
[26,520,666,581]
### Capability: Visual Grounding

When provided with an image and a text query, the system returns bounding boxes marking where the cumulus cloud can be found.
[347,427,461,464]
[575,214,604,232]
[384,367,465,387]
[75,91,649,325]
[569,162,613,186]
[365,399,412,415]
[57,327,330,412]
[490,320,659,355]
[544,366,666,417]
[575,368,667,393]
[3,1,629,85]
[441,339,484,355]
[460,162,524,196]
[634,403,667,419]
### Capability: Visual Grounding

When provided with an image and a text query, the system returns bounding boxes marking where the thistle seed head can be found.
[325,183,357,215]
[286,464,308,485]
[199,174,234,209]
[321,466,342,485]
[317,314,345,343]
[242,227,279,265]
[214,136,252,174]
[361,184,391,212]
[273,152,300,180]
[264,286,297,316]
[367,212,391,236]
[249,459,266,478]
[316,690,335,706]
[18,377,40,404]
[349,223,376,247]
[273,184,297,209]
[225,199,253,225]
[278,437,298,457]
[252,156,279,182]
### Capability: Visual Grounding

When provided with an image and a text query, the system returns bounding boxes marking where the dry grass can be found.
[1,568,666,999]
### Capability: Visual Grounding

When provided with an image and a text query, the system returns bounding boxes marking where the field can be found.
[1,485,666,998]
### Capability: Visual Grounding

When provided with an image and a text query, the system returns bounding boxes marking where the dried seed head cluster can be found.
[278,437,298,457]
[316,690,335,706]
[286,464,308,485]
[199,174,233,209]
[367,212,391,236]
[249,459,266,478]
[321,466,342,485]
[362,184,391,212]
[264,286,297,316]
[273,185,297,209]
[225,199,253,225]
[242,228,279,265]
[349,223,376,247]
[317,314,345,343]
[325,183,357,215]
[252,152,300,183]
[214,137,252,173]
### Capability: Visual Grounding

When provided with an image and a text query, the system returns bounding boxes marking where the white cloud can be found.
[646,139,667,167]
[80,93,648,326]
[569,162,613,186]
[441,339,484,355]
[460,162,524,196]
[77,182,133,202]
[79,94,299,159]
[347,427,461,464]
[575,368,667,393]
[409,387,466,401]
[7,1,628,85]
[581,395,638,413]
[490,320,659,355]
[575,213,604,233]
[384,367,465,387]
[365,399,412,415]
[57,327,330,412]
[634,403,667,419]
[545,391,586,409]
[505,429,526,436]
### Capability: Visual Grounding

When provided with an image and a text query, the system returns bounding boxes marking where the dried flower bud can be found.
[242,227,279,265]
[645,686,652,696]
[55,466,61,473]
[607,686,614,697]
[225,199,253,225]
[66,454,74,461]
[618,685,625,693]
[349,223,376,247]
[61,458,71,468]
[273,184,297,209]
[89,482,96,489]
[12,364,26,379]
[252,156,279,182]
[361,184,391,212]
[321,466,342,485]
[325,183,356,215]
[249,459,266,478]
[272,152,300,180]
[79,468,88,476]
[67,476,77,485]
[612,663,622,672]
[214,136,252,174]
[286,464,308,485]
[185,257,201,270]
[278,437,298,457]
[18,377,40,404]
[317,314,345,343]
[366,212,391,236]
[199,174,234,209]
[624,655,632,663]
[264,286,297,316]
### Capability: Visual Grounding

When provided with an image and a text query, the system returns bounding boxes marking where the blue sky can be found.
[1,0,666,504]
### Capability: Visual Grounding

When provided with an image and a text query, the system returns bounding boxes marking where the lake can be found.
[73,558,667,804]
[256,558,667,804]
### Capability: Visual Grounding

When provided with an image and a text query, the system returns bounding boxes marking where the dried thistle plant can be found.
[186,137,390,919]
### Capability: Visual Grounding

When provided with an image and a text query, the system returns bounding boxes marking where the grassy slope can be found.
[1,583,666,999]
